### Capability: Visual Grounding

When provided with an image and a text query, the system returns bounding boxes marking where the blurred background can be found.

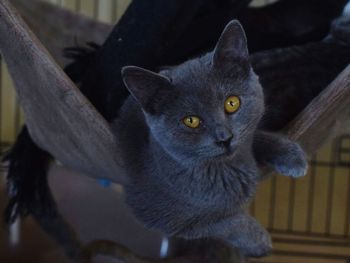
[0,0,350,262]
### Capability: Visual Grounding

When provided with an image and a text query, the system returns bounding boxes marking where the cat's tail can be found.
[2,127,54,224]
[2,128,82,257]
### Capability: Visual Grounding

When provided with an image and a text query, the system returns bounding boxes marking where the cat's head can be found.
[122,20,264,164]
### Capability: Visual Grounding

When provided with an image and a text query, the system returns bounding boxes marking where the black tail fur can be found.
[3,127,55,224]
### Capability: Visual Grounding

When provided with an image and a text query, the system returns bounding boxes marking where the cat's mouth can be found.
[215,145,235,159]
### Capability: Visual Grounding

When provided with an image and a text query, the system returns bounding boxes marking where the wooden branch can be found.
[11,0,112,66]
[286,64,350,154]
[0,0,125,183]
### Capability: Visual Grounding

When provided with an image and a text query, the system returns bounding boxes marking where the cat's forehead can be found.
[164,55,212,88]
[158,59,226,113]
[162,53,247,98]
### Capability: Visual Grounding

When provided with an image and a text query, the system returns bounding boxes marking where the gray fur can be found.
[113,20,307,257]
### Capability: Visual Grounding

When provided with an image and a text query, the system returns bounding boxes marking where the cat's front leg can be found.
[253,130,308,178]
[214,213,272,257]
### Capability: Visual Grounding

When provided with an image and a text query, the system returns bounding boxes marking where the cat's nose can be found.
[215,126,233,147]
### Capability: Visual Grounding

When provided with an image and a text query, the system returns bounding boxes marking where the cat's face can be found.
[122,20,264,164]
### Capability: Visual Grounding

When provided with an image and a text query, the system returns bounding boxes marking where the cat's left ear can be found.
[213,20,249,73]
[122,66,173,114]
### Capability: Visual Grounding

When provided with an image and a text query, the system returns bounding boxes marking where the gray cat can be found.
[114,20,307,257]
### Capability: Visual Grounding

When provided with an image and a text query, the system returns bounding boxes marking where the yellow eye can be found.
[225,96,240,113]
[183,116,200,128]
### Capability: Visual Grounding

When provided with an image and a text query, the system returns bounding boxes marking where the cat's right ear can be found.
[213,20,250,75]
[122,66,172,114]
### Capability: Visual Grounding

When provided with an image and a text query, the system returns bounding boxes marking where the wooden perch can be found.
[287,64,350,153]
[0,0,125,183]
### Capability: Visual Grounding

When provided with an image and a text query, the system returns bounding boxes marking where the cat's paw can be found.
[272,142,308,178]
[237,228,272,257]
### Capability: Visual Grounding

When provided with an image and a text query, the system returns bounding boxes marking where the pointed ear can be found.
[213,20,250,74]
[121,66,172,114]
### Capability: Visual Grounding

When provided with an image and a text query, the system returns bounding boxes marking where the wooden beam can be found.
[286,64,350,154]
[0,0,125,183]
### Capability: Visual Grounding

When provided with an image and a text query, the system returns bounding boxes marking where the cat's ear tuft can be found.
[122,66,172,114]
[213,20,249,73]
